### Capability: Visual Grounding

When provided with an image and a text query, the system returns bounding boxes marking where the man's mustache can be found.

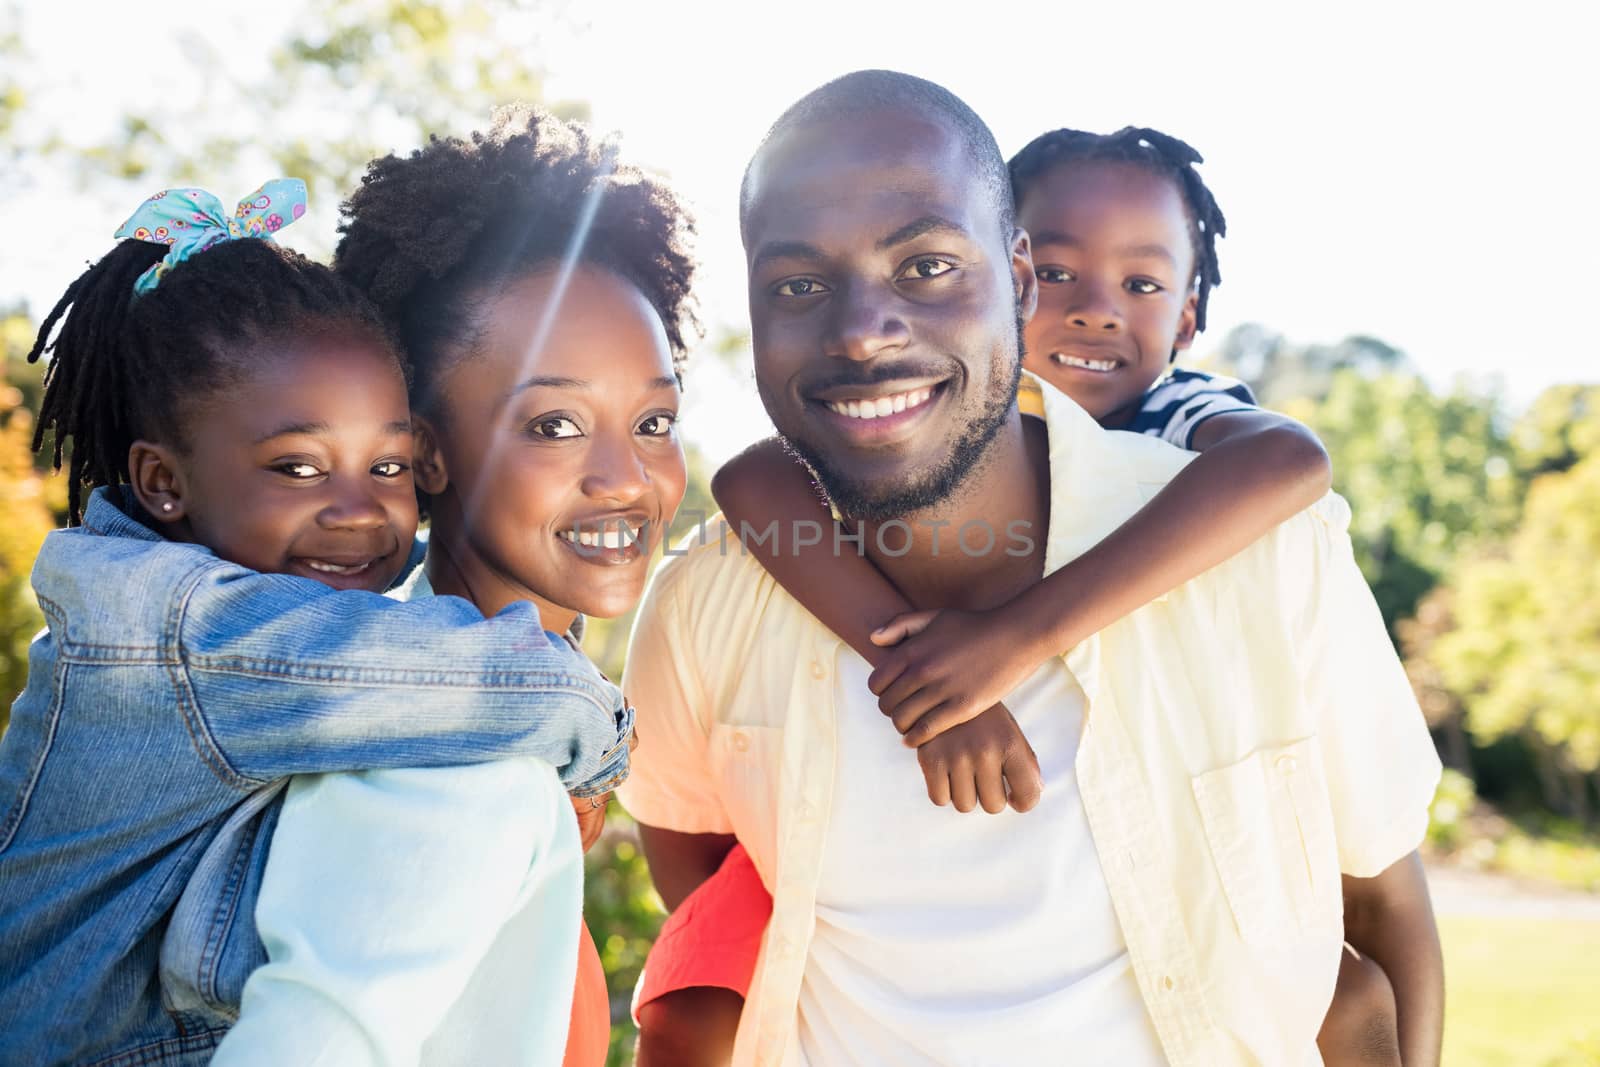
[799,358,955,396]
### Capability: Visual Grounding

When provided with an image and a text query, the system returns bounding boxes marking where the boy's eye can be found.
[1127,279,1163,294]
[897,257,956,281]
[638,413,677,437]
[372,460,409,478]
[531,416,582,439]
[1035,267,1074,284]
[774,278,828,298]
[274,462,323,479]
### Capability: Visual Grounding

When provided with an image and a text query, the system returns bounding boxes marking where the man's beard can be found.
[783,318,1026,523]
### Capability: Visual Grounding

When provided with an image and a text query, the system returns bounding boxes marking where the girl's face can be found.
[1017,160,1200,425]
[421,266,687,632]
[141,331,419,593]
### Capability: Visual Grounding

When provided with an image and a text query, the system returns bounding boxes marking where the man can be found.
[619,70,1443,1066]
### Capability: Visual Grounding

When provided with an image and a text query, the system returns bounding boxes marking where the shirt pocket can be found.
[1190,736,1341,946]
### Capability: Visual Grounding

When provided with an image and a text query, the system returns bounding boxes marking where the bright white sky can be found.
[6,0,1596,467]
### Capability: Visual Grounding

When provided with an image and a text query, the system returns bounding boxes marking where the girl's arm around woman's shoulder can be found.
[171,564,632,793]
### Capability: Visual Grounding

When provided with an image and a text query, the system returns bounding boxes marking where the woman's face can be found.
[421,266,687,630]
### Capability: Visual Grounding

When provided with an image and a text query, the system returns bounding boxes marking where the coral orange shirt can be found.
[563,921,610,1067]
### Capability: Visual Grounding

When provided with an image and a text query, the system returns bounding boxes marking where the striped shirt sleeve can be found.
[1126,368,1258,449]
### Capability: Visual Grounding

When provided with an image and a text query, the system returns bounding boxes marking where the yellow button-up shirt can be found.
[620,378,1441,1066]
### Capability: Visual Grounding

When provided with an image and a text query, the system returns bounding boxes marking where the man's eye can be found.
[1035,267,1074,284]
[532,417,582,439]
[372,460,410,478]
[774,278,828,297]
[1128,279,1162,294]
[899,258,955,280]
[638,413,677,437]
[275,462,322,479]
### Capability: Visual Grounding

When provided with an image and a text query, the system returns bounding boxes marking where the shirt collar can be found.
[80,486,164,542]
[1030,372,1158,579]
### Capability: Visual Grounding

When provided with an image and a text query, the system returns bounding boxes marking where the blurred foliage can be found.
[1,311,66,735]
[1278,369,1522,634]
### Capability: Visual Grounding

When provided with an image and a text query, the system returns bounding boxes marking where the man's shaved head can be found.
[740,70,1014,243]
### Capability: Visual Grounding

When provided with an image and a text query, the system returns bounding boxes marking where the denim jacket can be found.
[0,488,631,1066]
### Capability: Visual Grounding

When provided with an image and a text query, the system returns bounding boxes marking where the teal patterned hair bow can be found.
[113,179,309,296]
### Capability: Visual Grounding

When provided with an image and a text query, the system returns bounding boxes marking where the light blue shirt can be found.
[210,566,587,1065]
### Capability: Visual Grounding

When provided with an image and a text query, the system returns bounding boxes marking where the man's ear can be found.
[127,441,189,525]
[1010,227,1039,324]
[412,416,451,496]
[1171,290,1199,360]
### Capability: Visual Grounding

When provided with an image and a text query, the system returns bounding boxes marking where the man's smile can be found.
[808,381,950,444]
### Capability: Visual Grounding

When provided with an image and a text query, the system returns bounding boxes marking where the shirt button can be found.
[798,801,817,820]
[1275,754,1298,775]
[776,937,795,958]
[733,731,750,753]
[1163,975,1176,991]
[810,660,826,679]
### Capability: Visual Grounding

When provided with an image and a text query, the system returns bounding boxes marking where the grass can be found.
[1441,916,1600,1066]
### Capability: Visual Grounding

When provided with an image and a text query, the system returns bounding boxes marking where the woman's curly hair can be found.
[335,105,698,412]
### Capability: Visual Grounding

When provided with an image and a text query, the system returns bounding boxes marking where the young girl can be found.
[200,108,697,1066]
[637,129,1401,1067]
[0,181,632,1066]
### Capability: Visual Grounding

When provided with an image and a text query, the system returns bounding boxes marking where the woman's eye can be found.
[638,413,678,437]
[274,462,322,479]
[1035,267,1074,284]
[1128,279,1162,294]
[372,461,409,478]
[899,257,956,281]
[531,417,582,440]
[774,278,828,298]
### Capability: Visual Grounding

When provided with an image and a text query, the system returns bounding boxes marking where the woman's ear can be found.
[412,416,451,496]
[127,441,189,525]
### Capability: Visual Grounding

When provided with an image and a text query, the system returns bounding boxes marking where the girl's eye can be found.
[1128,279,1163,294]
[774,278,828,298]
[531,416,582,440]
[1035,267,1074,284]
[638,413,678,437]
[275,462,322,479]
[898,257,956,281]
[372,460,409,478]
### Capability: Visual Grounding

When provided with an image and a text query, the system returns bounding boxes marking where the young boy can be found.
[636,127,1414,1067]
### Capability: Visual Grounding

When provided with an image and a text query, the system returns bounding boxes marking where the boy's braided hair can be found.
[334,105,698,416]
[1009,126,1226,332]
[27,237,402,523]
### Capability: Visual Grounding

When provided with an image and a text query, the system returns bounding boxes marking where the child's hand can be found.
[572,792,609,853]
[915,703,1042,814]
[868,607,1048,747]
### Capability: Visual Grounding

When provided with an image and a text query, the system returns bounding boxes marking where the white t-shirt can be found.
[796,652,1167,1066]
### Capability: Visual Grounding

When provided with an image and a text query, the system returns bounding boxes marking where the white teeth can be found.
[306,560,369,574]
[1051,354,1118,372]
[559,523,643,550]
[826,387,935,419]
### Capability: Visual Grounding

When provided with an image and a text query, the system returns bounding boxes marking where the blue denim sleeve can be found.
[172,563,631,795]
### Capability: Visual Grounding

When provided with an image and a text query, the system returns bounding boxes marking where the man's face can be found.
[742,109,1036,521]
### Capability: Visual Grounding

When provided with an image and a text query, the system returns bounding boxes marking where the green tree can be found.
[1203,322,1410,409]
[1282,369,1521,633]
[1432,453,1600,822]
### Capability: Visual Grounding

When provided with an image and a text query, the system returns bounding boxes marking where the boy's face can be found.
[1018,160,1199,425]
[156,333,419,593]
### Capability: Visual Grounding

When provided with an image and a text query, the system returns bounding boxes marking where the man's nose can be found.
[822,282,910,361]
[1065,278,1122,332]
[317,479,389,531]
[579,432,650,505]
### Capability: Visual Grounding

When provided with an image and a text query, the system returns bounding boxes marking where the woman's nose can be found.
[579,434,650,504]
